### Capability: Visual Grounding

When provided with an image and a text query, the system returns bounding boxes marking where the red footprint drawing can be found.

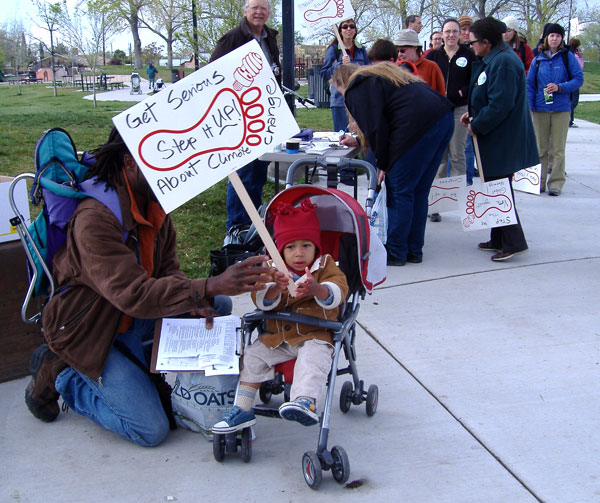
[139,87,265,172]
[513,167,540,186]
[304,0,345,23]
[465,189,513,218]
[429,184,460,205]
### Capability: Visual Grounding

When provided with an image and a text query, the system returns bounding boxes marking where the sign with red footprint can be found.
[112,40,299,214]
[299,0,355,32]
[428,175,465,214]
[459,178,517,232]
[512,164,541,195]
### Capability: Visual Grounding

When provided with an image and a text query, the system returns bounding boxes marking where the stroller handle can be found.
[285,156,378,211]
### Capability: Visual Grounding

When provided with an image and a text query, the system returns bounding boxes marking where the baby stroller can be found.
[212,157,387,489]
[130,72,143,95]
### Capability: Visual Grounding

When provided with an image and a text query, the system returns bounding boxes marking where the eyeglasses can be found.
[397,47,415,53]
[443,29,459,35]
[341,24,356,30]
[467,40,481,46]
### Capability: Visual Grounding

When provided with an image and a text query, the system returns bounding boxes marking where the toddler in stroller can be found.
[211,158,386,488]
[212,199,349,433]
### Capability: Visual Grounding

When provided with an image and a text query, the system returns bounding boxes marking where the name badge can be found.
[456,57,468,68]
[477,71,487,85]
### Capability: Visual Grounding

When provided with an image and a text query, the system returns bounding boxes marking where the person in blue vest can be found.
[527,23,583,196]
[320,19,370,132]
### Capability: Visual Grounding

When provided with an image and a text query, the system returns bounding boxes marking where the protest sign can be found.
[428,175,465,214]
[460,178,517,232]
[513,164,542,195]
[298,0,355,32]
[112,40,299,214]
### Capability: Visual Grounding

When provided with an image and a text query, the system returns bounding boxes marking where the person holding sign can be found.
[25,128,276,446]
[320,19,370,132]
[334,63,454,266]
[460,17,539,261]
[212,201,348,432]
[210,0,281,232]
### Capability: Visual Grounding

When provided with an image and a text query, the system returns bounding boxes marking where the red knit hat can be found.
[272,200,321,255]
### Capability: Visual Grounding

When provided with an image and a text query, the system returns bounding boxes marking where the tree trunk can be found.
[130,15,143,69]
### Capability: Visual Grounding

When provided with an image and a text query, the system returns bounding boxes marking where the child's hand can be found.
[295,268,328,300]
[265,270,291,300]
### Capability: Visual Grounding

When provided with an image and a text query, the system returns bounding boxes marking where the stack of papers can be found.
[151,315,241,375]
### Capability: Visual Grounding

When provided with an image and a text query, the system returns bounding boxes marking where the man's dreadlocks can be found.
[86,127,130,190]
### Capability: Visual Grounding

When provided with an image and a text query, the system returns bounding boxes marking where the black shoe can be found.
[25,344,67,423]
[491,248,528,261]
[569,122,578,128]
[430,213,442,222]
[478,241,501,252]
[406,254,422,264]
[548,189,561,196]
[387,256,406,266]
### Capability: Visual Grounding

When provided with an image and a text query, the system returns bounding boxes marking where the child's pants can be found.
[239,339,334,402]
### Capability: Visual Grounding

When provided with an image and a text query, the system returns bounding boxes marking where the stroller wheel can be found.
[259,382,272,404]
[240,427,252,463]
[302,451,322,490]
[212,433,225,462]
[366,384,379,416]
[339,381,353,413]
[331,445,351,484]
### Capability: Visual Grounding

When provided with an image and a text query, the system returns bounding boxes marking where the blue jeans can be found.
[465,135,475,185]
[226,159,268,230]
[331,106,348,132]
[55,296,232,446]
[386,112,454,261]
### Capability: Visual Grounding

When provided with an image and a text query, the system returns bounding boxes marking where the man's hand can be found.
[206,255,273,297]
[295,268,328,300]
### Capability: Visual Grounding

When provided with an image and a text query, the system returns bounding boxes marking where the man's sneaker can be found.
[279,398,319,426]
[478,241,501,252]
[25,344,67,423]
[212,406,256,434]
[430,213,442,222]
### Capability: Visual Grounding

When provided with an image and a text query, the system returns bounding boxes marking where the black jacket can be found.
[426,45,475,107]
[210,17,281,84]
[344,74,453,171]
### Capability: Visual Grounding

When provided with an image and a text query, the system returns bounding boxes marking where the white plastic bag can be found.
[370,180,388,244]
[171,372,237,439]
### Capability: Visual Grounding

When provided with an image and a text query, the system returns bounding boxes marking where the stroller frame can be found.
[212,158,382,490]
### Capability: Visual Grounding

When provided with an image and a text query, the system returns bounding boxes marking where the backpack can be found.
[25,128,126,299]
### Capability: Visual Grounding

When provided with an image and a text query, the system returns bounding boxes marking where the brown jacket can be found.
[251,255,348,348]
[415,56,446,95]
[42,176,212,380]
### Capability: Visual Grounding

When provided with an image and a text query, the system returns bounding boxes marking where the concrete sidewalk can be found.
[1,120,599,503]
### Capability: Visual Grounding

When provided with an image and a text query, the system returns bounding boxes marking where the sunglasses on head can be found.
[341,23,356,30]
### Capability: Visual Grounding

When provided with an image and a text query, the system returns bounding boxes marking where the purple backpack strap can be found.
[79,178,128,241]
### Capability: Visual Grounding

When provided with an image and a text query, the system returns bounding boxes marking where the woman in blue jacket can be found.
[527,23,583,196]
[320,19,370,131]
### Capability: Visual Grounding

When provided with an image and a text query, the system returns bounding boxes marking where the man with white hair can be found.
[210,0,281,232]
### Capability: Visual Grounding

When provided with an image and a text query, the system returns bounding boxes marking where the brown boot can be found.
[25,344,68,422]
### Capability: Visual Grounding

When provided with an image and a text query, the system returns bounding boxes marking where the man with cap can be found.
[212,200,349,431]
[458,15,473,44]
[395,29,445,95]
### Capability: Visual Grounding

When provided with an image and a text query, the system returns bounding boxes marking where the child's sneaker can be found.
[212,406,256,434]
[279,398,319,426]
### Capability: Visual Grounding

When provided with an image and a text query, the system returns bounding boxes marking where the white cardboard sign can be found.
[298,0,355,32]
[512,164,542,195]
[112,40,299,213]
[460,178,517,232]
[428,175,465,213]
